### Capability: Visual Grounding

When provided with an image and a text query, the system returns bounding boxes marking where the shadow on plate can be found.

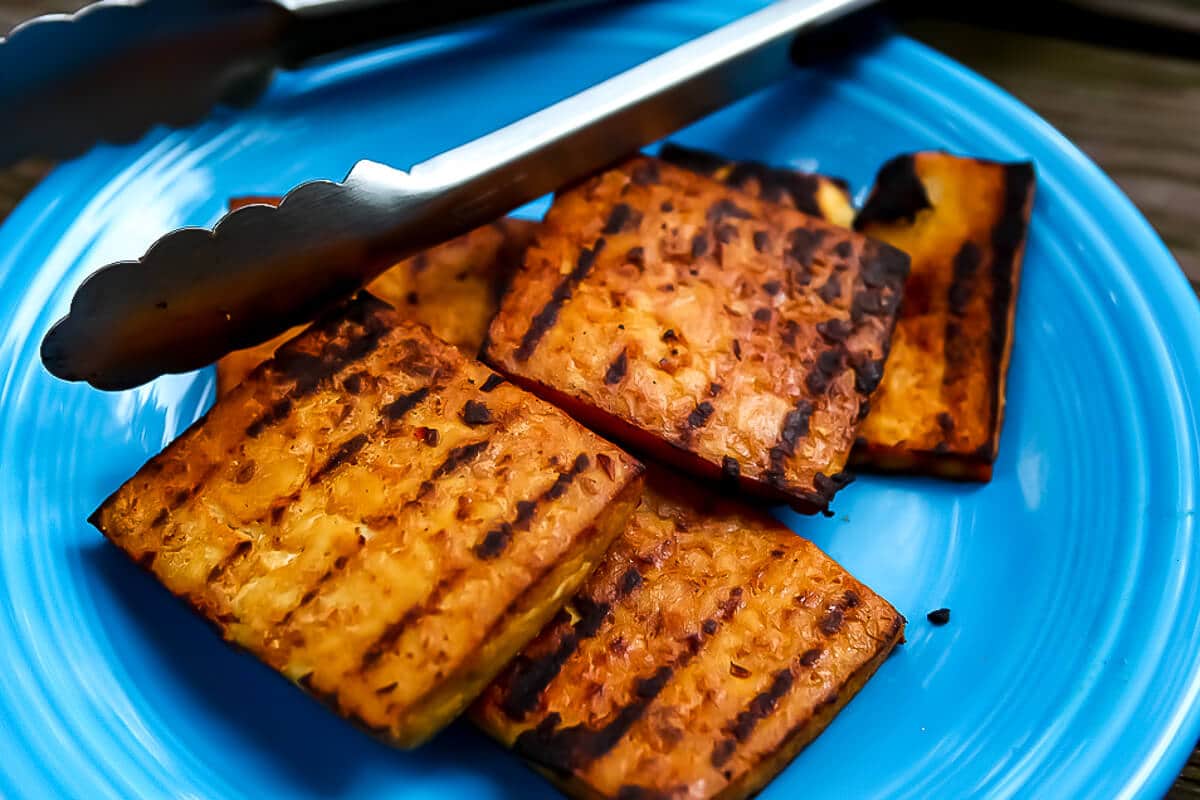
[84,541,542,799]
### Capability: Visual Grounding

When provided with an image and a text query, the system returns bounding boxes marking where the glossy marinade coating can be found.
[474,471,905,799]
[92,295,644,747]
[852,153,1035,480]
[216,197,536,395]
[658,143,855,228]
[484,156,908,513]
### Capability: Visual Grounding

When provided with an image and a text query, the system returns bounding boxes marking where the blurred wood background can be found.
[1,0,1198,796]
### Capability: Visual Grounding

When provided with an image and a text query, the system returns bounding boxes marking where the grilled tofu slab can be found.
[659,143,855,228]
[852,153,1035,480]
[474,471,905,799]
[215,197,537,395]
[92,294,644,747]
[484,156,908,513]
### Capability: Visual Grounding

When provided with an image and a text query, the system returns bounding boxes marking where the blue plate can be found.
[2,2,1198,798]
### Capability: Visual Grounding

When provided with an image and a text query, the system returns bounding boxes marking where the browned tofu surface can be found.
[852,153,1035,480]
[474,470,905,799]
[659,143,855,228]
[484,156,908,513]
[215,196,536,395]
[93,295,644,747]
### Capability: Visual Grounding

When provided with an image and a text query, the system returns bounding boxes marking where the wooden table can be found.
[2,1,1198,796]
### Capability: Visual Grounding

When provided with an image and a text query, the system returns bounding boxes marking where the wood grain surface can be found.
[1,1,1198,797]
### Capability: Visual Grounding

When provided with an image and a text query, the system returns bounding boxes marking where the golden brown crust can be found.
[92,295,644,747]
[473,469,905,799]
[484,156,908,513]
[658,143,855,228]
[851,153,1036,480]
[215,197,537,396]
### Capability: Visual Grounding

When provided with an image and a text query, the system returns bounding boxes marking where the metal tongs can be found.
[40,0,875,390]
[0,0,602,167]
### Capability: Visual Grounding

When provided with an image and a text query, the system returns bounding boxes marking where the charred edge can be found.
[657,143,727,175]
[987,163,1035,428]
[947,240,982,316]
[311,433,369,483]
[853,358,885,395]
[631,160,660,186]
[813,471,854,502]
[816,318,853,344]
[712,666,797,767]
[605,350,629,385]
[384,386,431,420]
[616,786,672,800]
[516,238,607,361]
[513,591,741,773]
[721,456,741,486]
[604,203,642,234]
[432,440,490,479]
[480,374,506,393]
[850,286,898,325]
[861,240,911,290]
[205,539,252,584]
[854,154,931,230]
[499,596,614,720]
[768,400,814,482]
[359,569,467,672]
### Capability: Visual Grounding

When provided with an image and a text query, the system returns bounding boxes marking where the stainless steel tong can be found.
[0,0,595,167]
[40,0,876,390]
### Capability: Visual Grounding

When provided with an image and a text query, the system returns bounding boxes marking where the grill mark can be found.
[767,400,814,484]
[605,350,629,385]
[854,154,931,230]
[358,568,467,671]
[512,589,743,773]
[706,198,753,223]
[311,434,369,483]
[432,440,490,478]
[516,238,607,361]
[205,539,252,584]
[383,386,431,420]
[786,227,826,271]
[710,668,797,767]
[947,240,982,316]
[474,454,590,560]
[603,203,642,234]
[480,374,506,392]
[270,435,490,633]
[691,232,710,259]
[684,401,715,433]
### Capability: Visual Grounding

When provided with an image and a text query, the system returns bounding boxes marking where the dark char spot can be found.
[854,154,932,230]
[605,350,629,384]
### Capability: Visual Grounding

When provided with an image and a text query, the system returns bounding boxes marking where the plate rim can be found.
[1,14,1198,800]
